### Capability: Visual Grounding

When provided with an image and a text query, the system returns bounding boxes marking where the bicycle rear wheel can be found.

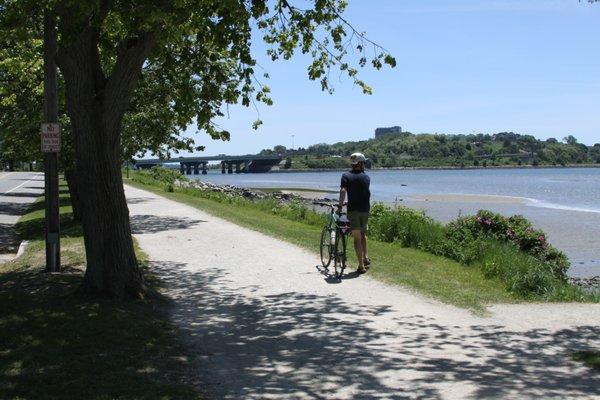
[333,229,347,279]
[320,226,333,267]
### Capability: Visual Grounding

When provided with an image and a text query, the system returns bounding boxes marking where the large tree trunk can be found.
[56,21,153,300]
[76,131,144,299]
[64,168,81,222]
[66,101,146,300]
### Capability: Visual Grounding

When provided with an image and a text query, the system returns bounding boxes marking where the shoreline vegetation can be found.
[126,167,599,312]
[270,163,600,173]
[260,131,600,171]
[0,184,202,399]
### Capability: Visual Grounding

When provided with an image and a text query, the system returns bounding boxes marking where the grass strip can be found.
[0,184,201,400]
[125,177,516,313]
[572,351,600,370]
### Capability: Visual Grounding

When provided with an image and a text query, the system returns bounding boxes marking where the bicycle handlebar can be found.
[312,201,347,208]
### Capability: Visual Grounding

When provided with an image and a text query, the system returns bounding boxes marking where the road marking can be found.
[1,175,39,196]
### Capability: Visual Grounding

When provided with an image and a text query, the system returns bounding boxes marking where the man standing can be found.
[338,152,371,274]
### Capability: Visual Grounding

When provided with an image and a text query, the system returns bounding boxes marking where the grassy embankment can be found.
[126,168,598,314]
[0,184,201,399]
[572,351,600,370]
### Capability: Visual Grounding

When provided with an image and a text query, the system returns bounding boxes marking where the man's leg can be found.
[361,231,369,264]
[360,213,370,268]
[352,229,365,271]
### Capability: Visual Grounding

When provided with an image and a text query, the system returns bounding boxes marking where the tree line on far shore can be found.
[260,132,600,169]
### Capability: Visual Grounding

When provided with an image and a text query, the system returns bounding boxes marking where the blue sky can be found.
[182,0,600,156]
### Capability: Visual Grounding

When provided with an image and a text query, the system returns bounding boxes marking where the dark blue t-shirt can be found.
[341,170,371,212]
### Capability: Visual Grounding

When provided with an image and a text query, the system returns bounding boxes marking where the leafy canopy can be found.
[1,0,395,160]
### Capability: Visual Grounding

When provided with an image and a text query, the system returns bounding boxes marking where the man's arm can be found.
[338,187,347,213]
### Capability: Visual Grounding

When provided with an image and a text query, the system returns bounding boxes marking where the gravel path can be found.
[125,185,600,400]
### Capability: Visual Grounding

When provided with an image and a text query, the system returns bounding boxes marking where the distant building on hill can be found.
[375,126,402,138]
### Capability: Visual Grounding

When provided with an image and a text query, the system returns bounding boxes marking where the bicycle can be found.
[314,201,350,279]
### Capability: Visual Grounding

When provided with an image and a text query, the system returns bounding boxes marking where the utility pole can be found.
[43,10,60,272]
[291,134,295,151]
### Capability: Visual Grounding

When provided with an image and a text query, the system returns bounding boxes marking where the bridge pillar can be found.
[180,163,185,175]
[201,162,208,175]
[227,162,233,174]
[235,162,241,173]
[193,163,199,175]
[221,161,226,174]
[185,164,192,175]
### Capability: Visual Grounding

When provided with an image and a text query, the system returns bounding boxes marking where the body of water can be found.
[190,168,600,277]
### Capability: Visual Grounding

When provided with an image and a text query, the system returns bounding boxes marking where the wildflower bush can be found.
[447,210,569,280]
[479,241,559,297]
[366,202,573,298]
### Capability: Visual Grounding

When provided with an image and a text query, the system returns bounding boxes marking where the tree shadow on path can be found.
[152,261,600,400]
[126,197,153,205]
[130,215,206,234]
[0,192,43,198]
[0,223,17,252]
[0,202,32,217]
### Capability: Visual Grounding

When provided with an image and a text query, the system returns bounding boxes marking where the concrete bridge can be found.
[134,155,283,175]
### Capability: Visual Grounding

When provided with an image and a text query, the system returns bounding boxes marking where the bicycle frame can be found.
[314,201,349,279]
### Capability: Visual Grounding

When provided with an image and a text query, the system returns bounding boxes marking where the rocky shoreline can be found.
[568,276,600,292]
[174,179,335,204]
[174,178,599,289]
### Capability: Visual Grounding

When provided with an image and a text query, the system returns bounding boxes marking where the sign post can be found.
[43,11,60,272]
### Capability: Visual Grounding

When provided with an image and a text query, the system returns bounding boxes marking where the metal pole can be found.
[44,10,60,272]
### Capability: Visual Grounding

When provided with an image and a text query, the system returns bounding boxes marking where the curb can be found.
[16,240,29,258]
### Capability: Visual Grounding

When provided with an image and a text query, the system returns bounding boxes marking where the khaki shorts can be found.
[347,211,369,232]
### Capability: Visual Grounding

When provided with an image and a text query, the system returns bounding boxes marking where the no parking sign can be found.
[41,123,61,152]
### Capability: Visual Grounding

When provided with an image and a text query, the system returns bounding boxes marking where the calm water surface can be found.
[191,168,600,277]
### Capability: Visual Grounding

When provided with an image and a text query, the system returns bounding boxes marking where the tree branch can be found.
[103,33,155,138]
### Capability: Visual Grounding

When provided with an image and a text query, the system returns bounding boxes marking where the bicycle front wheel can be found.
[320,226,333,268]
[333,229,346,279]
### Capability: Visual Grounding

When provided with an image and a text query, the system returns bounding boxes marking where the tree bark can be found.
[64,168,81,222]
[65,99,145,300]
[56,23,153,300]
[76,140,145,299]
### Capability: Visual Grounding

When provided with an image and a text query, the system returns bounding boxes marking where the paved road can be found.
[125,184,600,400]
[0,172,45,256]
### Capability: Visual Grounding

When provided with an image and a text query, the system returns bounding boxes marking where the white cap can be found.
[350,152,367,165]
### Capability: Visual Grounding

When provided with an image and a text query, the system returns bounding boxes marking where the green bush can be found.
[479,241,555,296]
[130,166,185,186]
[369,203,438,245]
[362,202,576,298]
[447,210,569,280]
